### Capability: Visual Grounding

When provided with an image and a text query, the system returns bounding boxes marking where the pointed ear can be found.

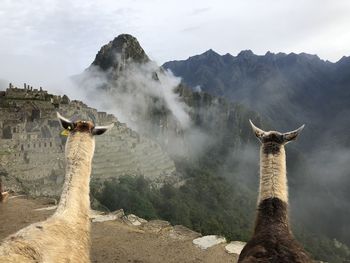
[57,112,75,131]
[283,124,305,143]
[92,124,114,136]
[249,119,266,140]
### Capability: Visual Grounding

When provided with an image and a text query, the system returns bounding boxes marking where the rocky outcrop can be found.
[193,235,227,250]
[91,34,150,72]
[225,241,246,255]
[75,34,185,151]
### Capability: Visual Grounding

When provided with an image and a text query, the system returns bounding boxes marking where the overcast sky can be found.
[1,0,350,88]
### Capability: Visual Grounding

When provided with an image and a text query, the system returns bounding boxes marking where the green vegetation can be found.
[92,170,349,262]
[92,172,255,241]
[91,76,349,262]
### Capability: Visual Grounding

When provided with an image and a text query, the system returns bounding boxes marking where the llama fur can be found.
[0,114,112,263]
[238,121,312,263]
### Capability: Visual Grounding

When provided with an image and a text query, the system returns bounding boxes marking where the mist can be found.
[1,35,349,257]
[72,59,189,130]
[62,55,227,162]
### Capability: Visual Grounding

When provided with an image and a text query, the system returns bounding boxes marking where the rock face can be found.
[193,235,227,250]
[225,241,246,255]
[92,34,149,70]
[0,83,176,197]
[92,34,150,71]
[77,34,187,157]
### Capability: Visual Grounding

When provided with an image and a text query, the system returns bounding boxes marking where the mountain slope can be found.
[74,34,350,262]
[163,50,350,246]
[163,50,349,137]
[0,84,176,196]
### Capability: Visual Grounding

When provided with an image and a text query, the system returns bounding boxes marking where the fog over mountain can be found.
[1,33,349,262]
[72,36,350,261]
[164,50,350,246]
[73,35,350,261]
[164,50,350,137]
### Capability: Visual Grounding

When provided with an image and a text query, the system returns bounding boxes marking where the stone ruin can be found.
[0,83,177,197]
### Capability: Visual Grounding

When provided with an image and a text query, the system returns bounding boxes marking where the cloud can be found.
[0,79,8,90]
[1,0,350,86]
[181,26,202,33]
[71,58,190,131]
[193,85,202,92]
[190,7,211,16]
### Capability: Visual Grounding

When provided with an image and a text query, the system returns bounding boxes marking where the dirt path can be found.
[0,196,237,263]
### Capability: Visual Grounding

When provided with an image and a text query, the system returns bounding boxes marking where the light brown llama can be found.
[238,120,312,263]
[0,112,113,263]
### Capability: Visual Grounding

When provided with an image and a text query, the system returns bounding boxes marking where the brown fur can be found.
[73,121,95,133]
[239,198,311,263]
[240,121,312,263]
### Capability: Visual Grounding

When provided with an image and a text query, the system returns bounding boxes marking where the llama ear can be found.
[92,124,114,136]
[249,119,266,140]
[283,124,305,143]
[57,112,75,131]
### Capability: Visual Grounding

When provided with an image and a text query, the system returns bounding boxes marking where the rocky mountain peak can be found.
[91,34,150,71]
[237,49,254,58]
[336,55,350,66]
[202,49,220,57]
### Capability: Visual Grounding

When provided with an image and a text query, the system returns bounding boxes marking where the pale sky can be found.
[1,0,350,88]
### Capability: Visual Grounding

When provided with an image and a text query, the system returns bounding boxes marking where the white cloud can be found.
[0,0,349,88]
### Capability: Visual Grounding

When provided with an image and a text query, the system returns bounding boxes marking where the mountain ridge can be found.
[162,47,349,133]
[2,33,349,262]
[165,49,345,65]
[163,47,350,249]
[76,34,350,261]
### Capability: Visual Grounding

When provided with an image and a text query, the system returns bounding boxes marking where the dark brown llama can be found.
[238,120,312,263]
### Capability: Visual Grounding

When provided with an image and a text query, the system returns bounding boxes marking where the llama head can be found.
[249,119,304,145]
[57,112,113,136]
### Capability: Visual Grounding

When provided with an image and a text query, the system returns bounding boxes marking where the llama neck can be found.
[54,133,95,222]
[258,143,288,204]
[254,143,290,233]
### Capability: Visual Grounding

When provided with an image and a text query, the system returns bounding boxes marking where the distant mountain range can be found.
[77,35,260,159]
[163,49,350,146]
[48,34,350,261]
[163,49,350,246]
[2,33,350,261]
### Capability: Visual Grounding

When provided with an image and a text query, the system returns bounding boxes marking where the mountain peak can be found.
[201,49,220,57]
[336,55,350,65]
[92,34,150,71]
[205,49,218,54]
[237,50,254,58]
[299,52,320,61]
